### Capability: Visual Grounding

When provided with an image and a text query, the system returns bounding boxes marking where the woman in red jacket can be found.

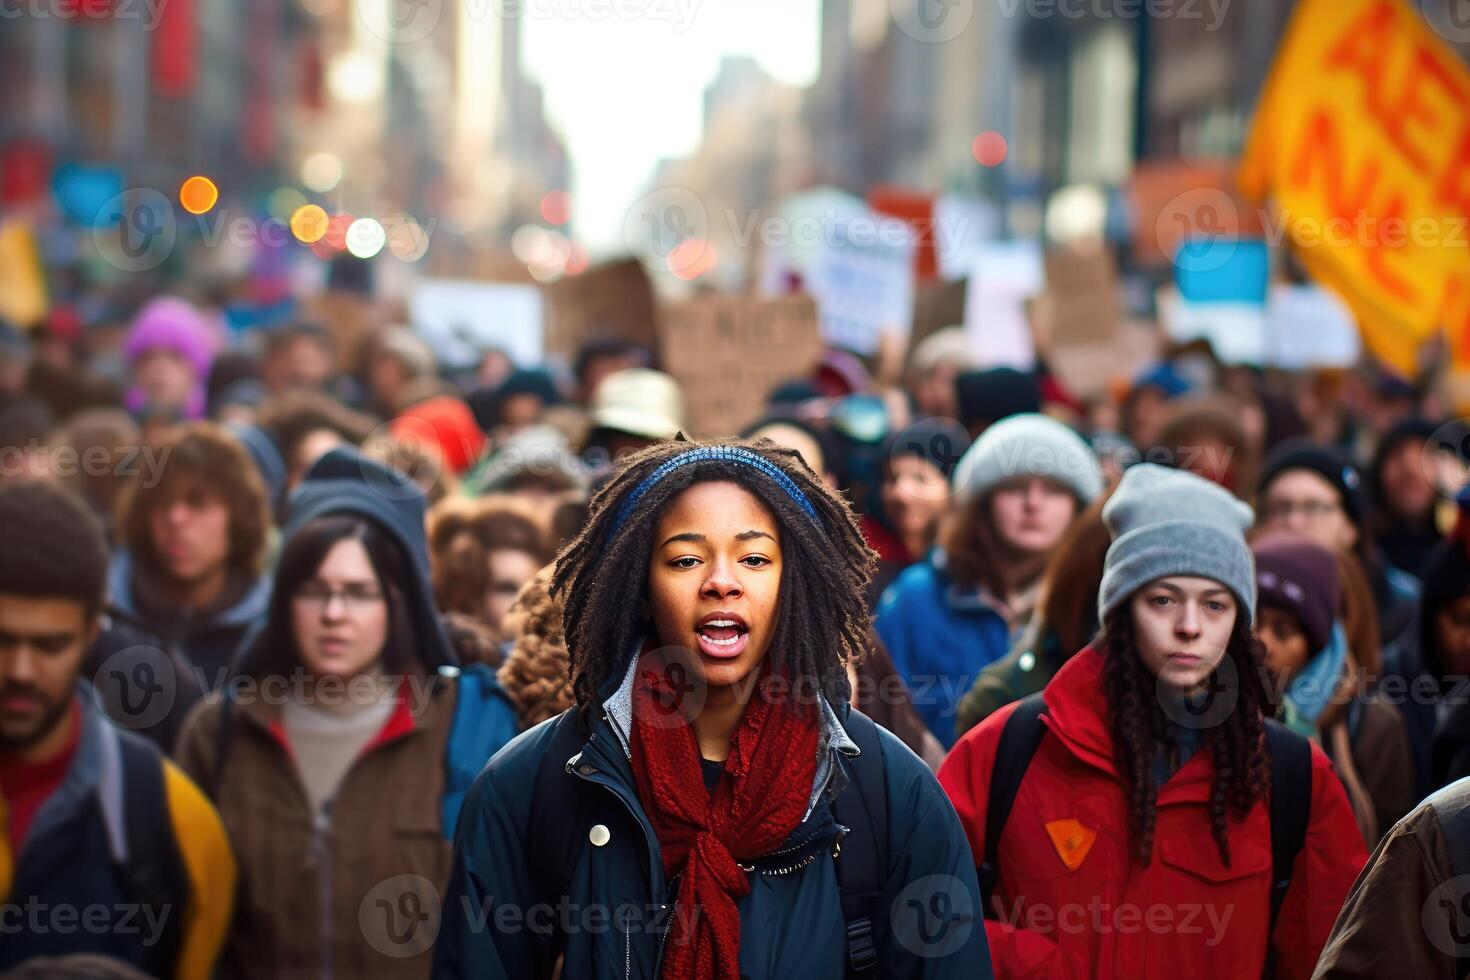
[939,463,1368,979]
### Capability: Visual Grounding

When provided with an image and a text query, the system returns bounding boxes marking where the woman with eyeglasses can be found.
[176,448,519,979]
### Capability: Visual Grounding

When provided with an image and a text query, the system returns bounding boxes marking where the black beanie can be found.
[1258,439,1366,527]
[954,368,1041,430]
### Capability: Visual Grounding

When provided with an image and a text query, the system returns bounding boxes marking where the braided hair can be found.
[1100,606,1273,867]
[552,438,878,708]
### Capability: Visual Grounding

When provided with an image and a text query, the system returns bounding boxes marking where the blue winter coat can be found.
[433,657,992,979]
[874,557,1013,748]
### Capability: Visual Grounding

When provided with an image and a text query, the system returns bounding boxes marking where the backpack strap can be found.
[209,688,235,802]
[115,728,189,973]
[830,708,889,980]
[979,693,1050,919]
[1264,719,1313,977]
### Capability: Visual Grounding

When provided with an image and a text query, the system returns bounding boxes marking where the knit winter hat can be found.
[1258,439,1366,527]
[951,413,1103,504]
[1099,463,1256,623]
[1252,532,1341,653]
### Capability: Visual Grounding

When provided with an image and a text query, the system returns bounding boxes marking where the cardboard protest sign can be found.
[659,294,822,438]
[1041,243,1121,348]
[909,277,968,354]
[543,258,657,360]
[409,279,544,368]
[804,214,916,356]
[1239,0,1470,376]
[1047,318,1163,400]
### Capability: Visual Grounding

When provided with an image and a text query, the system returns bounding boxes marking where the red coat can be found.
[938,648,1367,979]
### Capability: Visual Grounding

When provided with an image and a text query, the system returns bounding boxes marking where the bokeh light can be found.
[268,187,308,222]
[386,216,431,262]
[972,131,1008,167]
[323,212,354,250]
[289,204,330,243]
[301,152,344,193]
[540,190,572,226]
[179,175,219,215]
[346,217,386,258]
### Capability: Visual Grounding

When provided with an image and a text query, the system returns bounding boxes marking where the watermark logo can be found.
[1423,0,1470,44]
[624,187,710,274]
[92,188,175,273]
[891,0,974,43]
[1156,187,1239,273]
[1421,419,1470,500]
[1157,649,1238,730]
[1423,874,1470,958]
[360,874,442,958]
[93,645,180,732]
[890,873,976,958]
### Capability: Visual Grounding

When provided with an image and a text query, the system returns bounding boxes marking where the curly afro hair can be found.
[0,479,110,616]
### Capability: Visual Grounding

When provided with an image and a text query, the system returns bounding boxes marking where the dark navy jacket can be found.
[433,657,992,979]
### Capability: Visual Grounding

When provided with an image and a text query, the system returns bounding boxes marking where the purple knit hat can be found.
[1252,531,1341,653]
[123,297,216,419]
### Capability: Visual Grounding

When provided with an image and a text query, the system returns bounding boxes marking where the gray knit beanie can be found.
[1098,463,1256,623]
[951,413,1103,504]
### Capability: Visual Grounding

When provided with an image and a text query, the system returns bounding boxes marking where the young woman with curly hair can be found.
[436,438,991,978]
[939,464,1368,979]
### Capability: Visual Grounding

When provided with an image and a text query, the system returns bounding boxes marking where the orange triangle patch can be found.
[1044,818,1097,871]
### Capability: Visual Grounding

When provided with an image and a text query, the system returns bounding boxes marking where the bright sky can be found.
[522,0,821,253]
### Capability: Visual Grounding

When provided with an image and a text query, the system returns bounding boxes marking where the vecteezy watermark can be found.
[1421,419,1470,500]
[361,875,442,958]
[988,895,1235,945]
[0,0,169,29]
[0,898,173,947]
[358,0,700,43]
[1157,648,1239,731]
[1422,0,1470,45]
[92,188,176,273]
[992,0,1230,30]
[890,874,976,959]
[0,441,172,486]
[890,0,975,44]
[1423,874,1470,959]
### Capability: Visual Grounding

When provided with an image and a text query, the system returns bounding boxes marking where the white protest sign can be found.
[409,279,544,368]
[803,212,916,355]
[963,240,1044,370]
[1265,284,1361,369]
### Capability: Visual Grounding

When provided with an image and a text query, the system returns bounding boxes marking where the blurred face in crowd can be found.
[881,455,949,546]
[497,393,545,436]
[291,538,389,681]
[1131,577,1237,694]
[648,481,782,694]
[293,428,346,487]
[369,353,412,409]
[483,548,540,633]
[1256,605,1312,687]
[478,350,513,389]
[1176,433,1236,491]
[1436,595,1470,679]
[989,477,1077,555]
[0,594,95,758]
[915,363,961,420]
[1127,387,1170,450]
[148,476,232,585]
[581,353,640,403]
[133,348,196,411]
[1260,470,1357,552]
[1380,439,1437,522]
[265,335,335,392]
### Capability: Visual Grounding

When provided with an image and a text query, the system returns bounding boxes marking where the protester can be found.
[0,480,235,977]
[175,447,519,979]
[122,297,216,422]
[86,422,272,748]
[55,407,142,541]
[468,367,561,441]
[940,463,1367,977]
[259,389,377,488]
[428,495,551,636]
[1252,533,1416,845]
[464,422,589,507]
[860,416,971,604]
[1383,486,1470,798]
[876,413,1102,745]
[1120,362,1190,452]
[906,327,978,421]
[740,414,838,487]
[389,393,488,477]
[571,338,650,405]
[954,487,1114,738]
[954,366,1041,439]
[1154,393,1260,500]
[365,326,436,416]
[1257,439,1419,647]
[436,438,990,977]
[583,366,686,468]
[1312,775,1470,978]
[260,321,341,395]
[1367,416,1444,579]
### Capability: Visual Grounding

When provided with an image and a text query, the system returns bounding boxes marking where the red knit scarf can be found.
[629,658,819,980]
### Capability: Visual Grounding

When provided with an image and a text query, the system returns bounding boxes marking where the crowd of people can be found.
[5,274,1470,978]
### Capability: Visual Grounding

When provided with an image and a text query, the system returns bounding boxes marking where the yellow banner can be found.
[1239,0,1470,376]
[0,221,47,329]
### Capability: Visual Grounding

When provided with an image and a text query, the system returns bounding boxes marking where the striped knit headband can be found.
[607,445,821,538]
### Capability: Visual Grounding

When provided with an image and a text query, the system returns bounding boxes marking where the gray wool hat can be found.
[951,413,1104,504]
[1098,463,1256,623]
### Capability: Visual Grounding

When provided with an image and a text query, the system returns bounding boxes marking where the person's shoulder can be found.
[480,708,572,786]
[878,560,941,606]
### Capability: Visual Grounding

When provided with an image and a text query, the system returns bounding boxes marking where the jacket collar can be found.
[1041,647,1219,803]
[21,684,130,866]
[596,648,859,821]
[106,549,272,631]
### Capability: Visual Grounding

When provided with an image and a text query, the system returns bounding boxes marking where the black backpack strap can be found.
[979,693,1050,919]
[830,708,888,980]
[526,707,595,952]
[115,727,189,972]
[1264,719,1313,976]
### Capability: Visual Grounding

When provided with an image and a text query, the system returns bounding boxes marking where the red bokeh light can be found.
[972,131,1008,167]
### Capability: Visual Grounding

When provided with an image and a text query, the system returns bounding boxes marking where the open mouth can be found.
[695,612,749,660]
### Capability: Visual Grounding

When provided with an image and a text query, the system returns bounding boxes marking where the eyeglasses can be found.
[293,583,385,611]
[1262,499,1342,522]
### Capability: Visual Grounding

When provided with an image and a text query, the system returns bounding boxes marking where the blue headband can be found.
[608,445,821,537]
